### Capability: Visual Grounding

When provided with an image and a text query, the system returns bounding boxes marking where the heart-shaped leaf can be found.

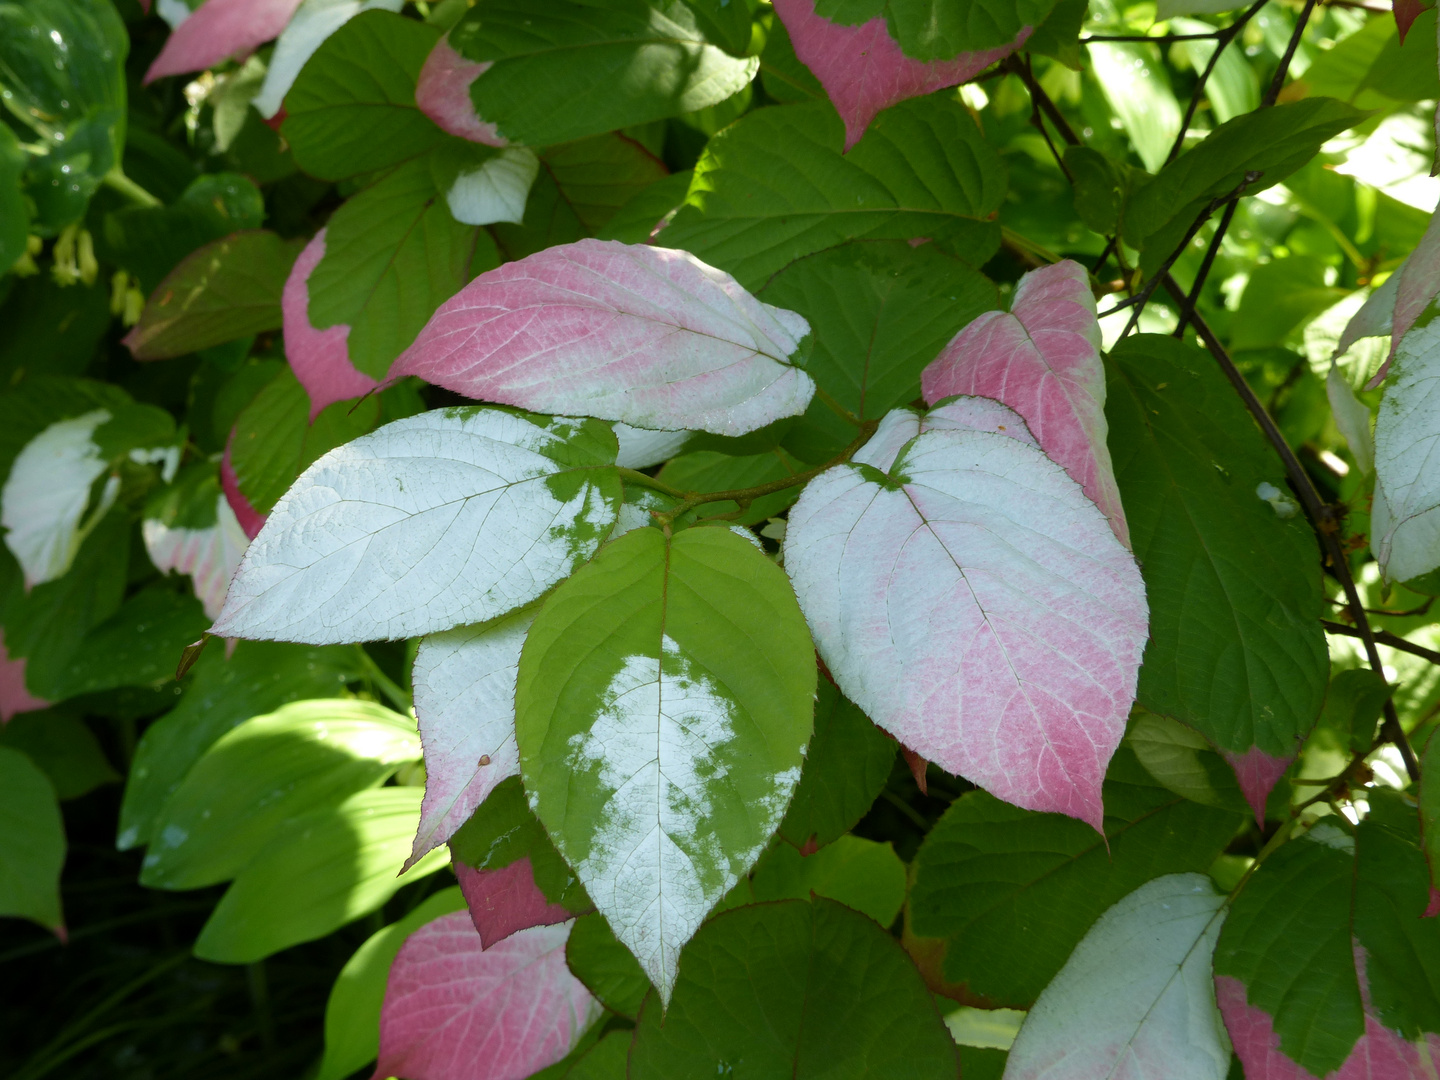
[784,398,1148,829]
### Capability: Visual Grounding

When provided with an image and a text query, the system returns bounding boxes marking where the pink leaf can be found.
[922,260,1129,548]
[391,239,816,437]
[773,0,1029,151]
[454,858,573,949]
[0,629,48,725]
[1217,974,1440,1079]
[221,437,267,540]
[406,610,531,869]
[283,230,376,421]
[784,399,1149,831]
[1425,887,1439,919]
[1222,746,1293,828]
[374,913,600,1080]
[144,0,306,84]
[1372,195,1440,389]
[1394,0,1428,43]
[415,34,507,147]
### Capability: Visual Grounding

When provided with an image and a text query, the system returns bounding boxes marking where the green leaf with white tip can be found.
[516,526,816,1002]
[194,786,450,963]
[213,408,624,646]
[141,699,420,890]
[1004,873,1231,1080]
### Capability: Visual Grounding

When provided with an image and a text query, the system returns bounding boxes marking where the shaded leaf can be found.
[565,911,651,1020]
[0,746,65,935]
[455,856,573,949]
[750,834,907,926]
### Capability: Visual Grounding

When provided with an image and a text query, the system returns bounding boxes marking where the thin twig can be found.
[1161,275,1421,782]
[1083,32,1222,42]
[1174,199,1238,336]
[1322,621,1440,667]
[1002,56,1081,146]
[1264,0,1319,106]
[1164,0,1272,165]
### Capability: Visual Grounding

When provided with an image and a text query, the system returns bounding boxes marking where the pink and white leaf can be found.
[390,239,815,437]
[1217,973,1440,1079]
[772,0,1029,151]
[922,259,1129,548]
[144,0,306,84]
[143,493,251,620]
[1372,196,1440,389]
[252,0,404,119]
[0,629,48,725]
[415,34,507,147]
[373,913,600,1080]
[1005,873,1231,1080]
[454,858,573,949]
[784,398,1149,830]
[406,607,532,869]
[283,230,376,421]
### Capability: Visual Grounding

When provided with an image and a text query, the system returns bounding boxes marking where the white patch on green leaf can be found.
[567,634,796,1001]
[2,410,117,587]
[447,147,540,226]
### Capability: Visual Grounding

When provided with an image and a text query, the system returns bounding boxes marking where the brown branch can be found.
[1161,274,1421,782]
[1164,0,1272,166]
[1264,0,1318,106]
[1322,621,1440,668]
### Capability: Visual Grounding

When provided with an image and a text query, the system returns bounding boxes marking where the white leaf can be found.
[445,147,540,226]
[1373,319,1440,581]
[784,398,1148,829]
[613,423,691,469]
[1326,361,1374,476]
[253,0,404,119]
[211,408,622,645]
[143,493,251,619]
[2,410,117,588]
[1003,873,1231,1080]
[406,607,531,869]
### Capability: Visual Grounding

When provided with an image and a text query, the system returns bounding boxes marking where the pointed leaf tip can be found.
[773,0,1029,151]
[374,914,599,1080]
[1223,746,1292,827]
[391,239,816,437]
[785,398,1148,831]
[283,230,376,421]
[922,258,1129,548]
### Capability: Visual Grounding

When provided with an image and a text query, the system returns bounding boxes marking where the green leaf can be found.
[688,0,760,56]
[141,699,420,890]
[227,366,383,516]
[1126,711,1254,813]
[307,156,497,378]
[101,172,266,292]
[0,275,112,382]
[750,834,907,927]
[1230,255,1349,351]
[1105,336,1329,759]
[118,641,360,850]
[1353,790,1440,1041]
[565,911,652,1019]
[0,0,126,142]
[655,448,807,525]
[282,10,446,182]
[1299,10,1439,105]
[814,0,1058,58]
[122,232,303,361]
[194,786,450,963]
[595,169,694,244]
[778,679,895,851]
[31,586,208,701]
[1121,98,1368,270]
[1318,668,1391,755]
[0,746,65,934]
[450,0,759,146]
[559,1031,632,1080]
[1025,0,1086,68]
[0,512,129,699]
[907,747,1242,1007]
[759,239,997,457]
[629,898,959,1078]
[757,12,825,104]
[0,124,28,271]
[1214,824,1364,1075]
[1066,146,1147,238]
[448,775,589,910]
[537,133,671,234]
[661,97,1007,289]
[317,886,467,1080]
[0,710,118,800]
[516,525,816,999]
